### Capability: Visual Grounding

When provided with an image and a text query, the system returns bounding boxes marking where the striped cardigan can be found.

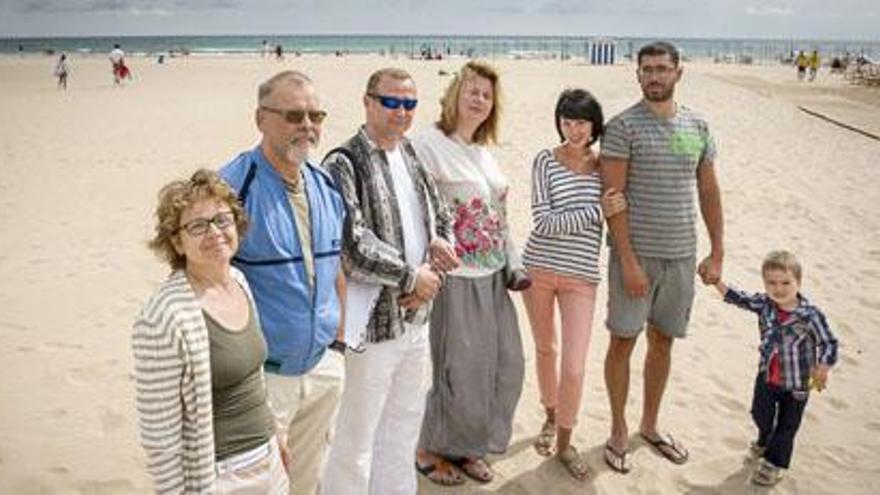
[132,267,255,493]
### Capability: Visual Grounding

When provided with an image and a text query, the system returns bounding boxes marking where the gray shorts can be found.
[606,253,696,339]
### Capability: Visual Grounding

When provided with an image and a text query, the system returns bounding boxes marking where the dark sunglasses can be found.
[260,105,328,124]
[367,93,418,111]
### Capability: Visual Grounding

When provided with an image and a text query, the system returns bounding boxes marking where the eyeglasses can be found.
[638,65,676,77]
[367,93,418,111]
[177,211,236,237]
[260,106,328,124]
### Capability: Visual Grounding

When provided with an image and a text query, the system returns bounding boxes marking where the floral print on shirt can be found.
[451,192,507,271]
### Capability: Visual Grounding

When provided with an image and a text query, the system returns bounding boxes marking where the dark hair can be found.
[554,88,604,146]
[637,41,680,67]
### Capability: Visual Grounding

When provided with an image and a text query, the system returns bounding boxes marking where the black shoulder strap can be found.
[238,159,258,205]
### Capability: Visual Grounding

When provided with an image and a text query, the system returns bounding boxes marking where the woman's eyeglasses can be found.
[367,93,418,111]
[177,211,236,237]
[260,106,328,124]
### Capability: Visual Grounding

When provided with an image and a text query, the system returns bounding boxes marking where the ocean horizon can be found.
[3,34,880,62]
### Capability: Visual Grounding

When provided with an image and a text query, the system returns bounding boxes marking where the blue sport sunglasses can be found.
[368,93,418,111]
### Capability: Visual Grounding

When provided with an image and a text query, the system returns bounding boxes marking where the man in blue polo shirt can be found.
[219,70,345,494]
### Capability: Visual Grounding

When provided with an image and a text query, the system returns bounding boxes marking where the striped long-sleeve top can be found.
[132,267,255,493]
[724,287,839,391]
[522,148,604,282]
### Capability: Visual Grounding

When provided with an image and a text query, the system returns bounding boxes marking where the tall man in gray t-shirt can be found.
[599,41,724,473]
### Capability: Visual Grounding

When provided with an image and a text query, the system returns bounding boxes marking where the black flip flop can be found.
[604,441,631,474]
[640,432,689,465]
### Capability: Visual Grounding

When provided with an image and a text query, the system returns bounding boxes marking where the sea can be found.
[2,34,879,63]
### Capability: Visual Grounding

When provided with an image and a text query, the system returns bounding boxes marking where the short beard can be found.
[643,86,674,102]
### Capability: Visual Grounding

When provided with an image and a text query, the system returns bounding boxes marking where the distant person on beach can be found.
[808,50,820,81]
[600,41,724,474]
[414,61,527,486]
[262,39,270,58]
[522,88,626,480]
[18,43,24,57]
[275,44,284,62]
[710,250,838,487]
[218,70,346,495]
[320,67,458,494]
[54,54,69,90]
[133,169,289,494]
[109,44,130,85]
[795,51,808,81]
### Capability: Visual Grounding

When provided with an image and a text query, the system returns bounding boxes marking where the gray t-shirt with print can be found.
[600,100,716,259]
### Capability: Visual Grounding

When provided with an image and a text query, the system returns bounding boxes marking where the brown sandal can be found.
[534,421,556,456]
[415,459,465,486]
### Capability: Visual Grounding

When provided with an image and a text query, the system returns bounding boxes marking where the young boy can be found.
[713,250,838,486]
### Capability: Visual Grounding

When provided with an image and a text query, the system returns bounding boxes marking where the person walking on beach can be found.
[320,67,458,495]
[54,53,69,90]
[795,51,809,81]
[109,44,127,85]
[710,250,838,486]
[522,88,626,480]
[133,169,289,494]
[600,41,724,473]
[218,70,347,495]
[414,61,527,486]
[808,50,820,81]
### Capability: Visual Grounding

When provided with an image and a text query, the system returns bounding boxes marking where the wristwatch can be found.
[328,340,346,354]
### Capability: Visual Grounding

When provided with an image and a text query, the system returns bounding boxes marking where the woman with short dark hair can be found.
[522,89,625,480]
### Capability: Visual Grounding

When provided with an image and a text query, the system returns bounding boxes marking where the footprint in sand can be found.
[17,346,34,352]
[826,396,848,411]
[859,268,879,278]
[75,479,137,494]
[711,392,747,413]
[50,408,68,419]
[720,435,742,450]
[49,465,70,475]
[840,353,859,367]
[45,341,84,351]
[865,421,880,432]
[66,366,100,386]
[856,296,880,310]
[100,407,125,432]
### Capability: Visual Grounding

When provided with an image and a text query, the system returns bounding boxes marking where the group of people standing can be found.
[133,40,838,494]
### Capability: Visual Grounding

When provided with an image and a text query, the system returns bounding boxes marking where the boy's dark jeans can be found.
[751,372,809,469]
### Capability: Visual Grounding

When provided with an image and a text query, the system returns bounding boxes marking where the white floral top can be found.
[413,125,516,278]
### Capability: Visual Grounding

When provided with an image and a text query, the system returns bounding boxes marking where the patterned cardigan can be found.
[132,267,257,493]
[323,127,454,343]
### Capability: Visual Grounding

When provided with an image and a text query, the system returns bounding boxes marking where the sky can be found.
[0,0,878,40]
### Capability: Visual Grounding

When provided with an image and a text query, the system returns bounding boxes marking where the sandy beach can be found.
[1,53,878,494]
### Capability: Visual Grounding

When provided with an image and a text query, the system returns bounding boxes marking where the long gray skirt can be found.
[418,269,525,458]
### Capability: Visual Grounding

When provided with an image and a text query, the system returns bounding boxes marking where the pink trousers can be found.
[521,268,598,429]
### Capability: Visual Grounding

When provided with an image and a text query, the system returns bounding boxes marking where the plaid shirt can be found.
[724,287,838,391]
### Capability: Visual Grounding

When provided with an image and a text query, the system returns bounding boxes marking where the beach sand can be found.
[1,54,878,494]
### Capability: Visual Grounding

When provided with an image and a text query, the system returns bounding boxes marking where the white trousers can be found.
[215,440,289,494]
[266,350,345,495]
[321,323,430,495]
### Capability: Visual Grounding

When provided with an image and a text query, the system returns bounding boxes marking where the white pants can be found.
[266,350,345,495]
[215,440,289,494]
[321,323,430,495]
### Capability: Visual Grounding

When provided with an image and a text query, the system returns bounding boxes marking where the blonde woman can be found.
[414,61,525,485]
